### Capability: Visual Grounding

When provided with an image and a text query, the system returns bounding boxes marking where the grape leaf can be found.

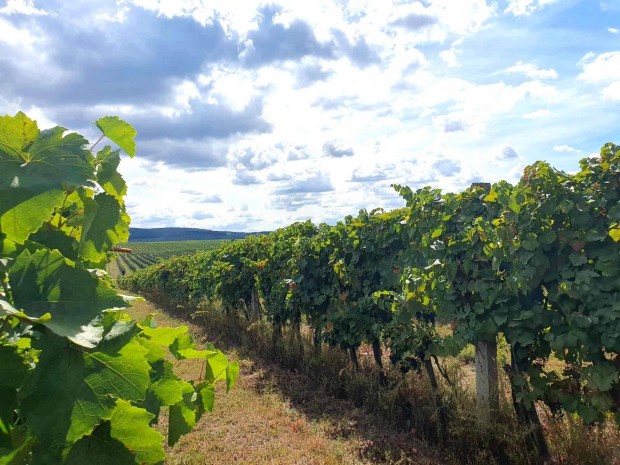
[95,117,136,158]
[25,127,92,187]
[204,351,229,384]
[141,325,188,347]
[29,226,79,262]
[197,382,215,414]
[226,361,240,392]
[0,124,92,191]
[65,422,135,465]
[0,188,65,246]
[79,193,130,266]
[8,249,126,347]
[21,334,151,461]
[109,400,165,464]
[95,147,126,201]
[0,112,38,171]
[149,360,185,406]
[168,381,196,446]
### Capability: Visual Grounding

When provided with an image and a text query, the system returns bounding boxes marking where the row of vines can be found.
[116,240,228,261]
[113,240,229,276]
[115,251,159,276]
[122,142,620,456]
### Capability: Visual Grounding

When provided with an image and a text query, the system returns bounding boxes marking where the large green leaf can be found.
[141,325,188,347]
[0,112,38,177]
[226,361,240,392]
[21,334,151,462]
[8,249,126,347]
[168,381,196,446]
[0,188,65,246]
[109,400,165,464]
[95,147,126,201]
[0,123,92,190]
[95,117,136,158]
[65,422,135,465]
[0,113,94,247]
[29,225,78,262]
[204,351,229,384]
[79,193,130,266]
[148,360,185,406]
[196,382,215,414]
[25,127,93,187]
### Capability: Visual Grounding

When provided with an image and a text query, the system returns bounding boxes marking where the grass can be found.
[123,292,620,465]
[125,297,445,465]
[201,303,620,465]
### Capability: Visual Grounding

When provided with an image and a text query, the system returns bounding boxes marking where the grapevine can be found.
[122,142,620,438]
[0,112,238,464]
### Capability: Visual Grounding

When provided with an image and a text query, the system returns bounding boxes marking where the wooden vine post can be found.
[471,182,500,419]
[475,340,499,418]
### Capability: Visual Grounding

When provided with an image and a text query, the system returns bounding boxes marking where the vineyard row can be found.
[122,143,620,446]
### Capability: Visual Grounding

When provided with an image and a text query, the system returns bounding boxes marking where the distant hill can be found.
[128,227,260,242]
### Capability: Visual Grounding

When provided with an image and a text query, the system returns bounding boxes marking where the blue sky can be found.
[1,0,618,231]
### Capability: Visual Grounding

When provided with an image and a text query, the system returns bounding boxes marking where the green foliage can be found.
[123,141,620,429]
[0,112,237,464]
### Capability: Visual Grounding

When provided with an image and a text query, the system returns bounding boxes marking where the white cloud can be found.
[228,146,278,171]
[523,109,551,119]
[200,67,258,112]
[505,61,558,79]
[427,0,496,37]
[1,0,617,232]
[0,17,39,47]
[609,27,619,33]
[504,0,562,16]
[439,48,460,67]
[0,0,48,15]
[578,51,620,101]
[601,81,620,100]
[553,144,580,153]
[95,4,130,23]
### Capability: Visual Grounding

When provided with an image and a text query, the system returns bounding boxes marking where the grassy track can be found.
[124,297,444,465]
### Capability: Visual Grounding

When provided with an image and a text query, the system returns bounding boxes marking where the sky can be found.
[1,0,619,232]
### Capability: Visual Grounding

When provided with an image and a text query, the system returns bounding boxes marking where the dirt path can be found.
[126,297,446,465]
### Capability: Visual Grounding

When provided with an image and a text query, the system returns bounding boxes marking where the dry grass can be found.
[126,296,620,465]
[106,259,123,280]
[126,298,445,465]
